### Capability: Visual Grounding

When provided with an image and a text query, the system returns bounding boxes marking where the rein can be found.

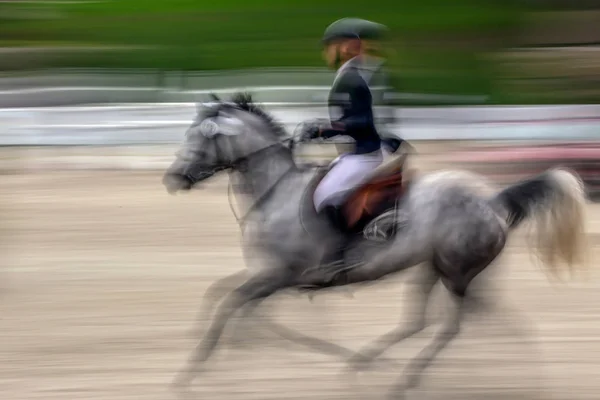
[227,141,295,230]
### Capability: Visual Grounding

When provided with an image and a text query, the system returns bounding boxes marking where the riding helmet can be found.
[322,18,388,45]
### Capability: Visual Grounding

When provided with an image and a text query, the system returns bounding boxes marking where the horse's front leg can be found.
[193,269,248,335]
[227,297,267,348]
[173,271,288,391]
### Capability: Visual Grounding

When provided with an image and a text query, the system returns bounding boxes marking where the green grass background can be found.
[1,0,597,104]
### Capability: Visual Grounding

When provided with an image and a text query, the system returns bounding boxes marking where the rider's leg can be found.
[319,204,351,269]
[314,152,383,271]
[313,151,383,213]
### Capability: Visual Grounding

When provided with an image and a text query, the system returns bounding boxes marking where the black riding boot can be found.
[320,205,352,276]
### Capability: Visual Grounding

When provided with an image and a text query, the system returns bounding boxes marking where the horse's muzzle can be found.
[162,172,193,194]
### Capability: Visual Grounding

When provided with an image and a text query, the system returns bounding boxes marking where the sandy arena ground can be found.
[2,148,600,400]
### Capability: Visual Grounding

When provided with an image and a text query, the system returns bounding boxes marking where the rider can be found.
[354,19,407,155]
[305,18,385,275]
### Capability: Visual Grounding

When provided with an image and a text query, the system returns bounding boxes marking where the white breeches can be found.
[313,150,383,212]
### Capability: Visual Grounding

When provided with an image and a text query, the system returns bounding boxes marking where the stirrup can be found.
[301,254,345,277]
[323,259,362,280]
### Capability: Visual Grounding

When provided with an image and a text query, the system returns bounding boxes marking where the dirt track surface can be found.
[2,165,600,400]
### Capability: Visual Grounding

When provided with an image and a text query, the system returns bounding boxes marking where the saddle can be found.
[315,152,412,234]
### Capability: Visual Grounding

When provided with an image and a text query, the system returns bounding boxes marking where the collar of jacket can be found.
[333,56,360,87]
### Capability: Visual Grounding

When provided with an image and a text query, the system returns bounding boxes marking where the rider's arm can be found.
[319,71,373,139]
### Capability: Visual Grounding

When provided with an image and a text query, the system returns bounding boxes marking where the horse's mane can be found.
[200,92,289,140]
[231,92,289,139]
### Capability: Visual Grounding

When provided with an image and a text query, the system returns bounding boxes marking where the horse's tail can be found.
[493,167,587,279]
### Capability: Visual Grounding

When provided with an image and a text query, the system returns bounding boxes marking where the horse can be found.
[162,93,587,399]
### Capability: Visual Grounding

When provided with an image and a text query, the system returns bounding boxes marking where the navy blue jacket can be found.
[320,59,381,155]
[360,57,403,153]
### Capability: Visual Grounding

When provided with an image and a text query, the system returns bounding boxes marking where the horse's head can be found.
[163,92,291,194]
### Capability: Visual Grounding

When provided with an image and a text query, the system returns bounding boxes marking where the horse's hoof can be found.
[171,368,197,395]
[346,353,373,372]
[170,377,190,397]
[387,389,407,400]
[387,382,409,400]
[171,373,187,387]
[387,372,420,400]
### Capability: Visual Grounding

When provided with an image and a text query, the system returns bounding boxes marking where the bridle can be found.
[183,107,297,230]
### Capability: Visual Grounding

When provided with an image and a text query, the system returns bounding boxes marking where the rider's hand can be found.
[299,120,322,141]
[305,123,321,139]
[296,118,330,143]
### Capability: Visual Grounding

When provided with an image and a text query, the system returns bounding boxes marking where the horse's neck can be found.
[237,148,297,203]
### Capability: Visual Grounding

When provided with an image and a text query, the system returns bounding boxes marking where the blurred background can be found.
[1,0,599,104]
[1,1,600,400]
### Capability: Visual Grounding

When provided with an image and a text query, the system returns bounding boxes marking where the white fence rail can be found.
[0,69,489,107]
[0,104,599,146]
[0,85,488,107]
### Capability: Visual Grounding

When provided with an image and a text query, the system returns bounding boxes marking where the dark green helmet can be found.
[322,18,388,45]
[356,20,388,41]
[321,18,360,45]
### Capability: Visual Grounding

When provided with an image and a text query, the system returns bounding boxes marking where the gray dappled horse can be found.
[163,93,587,399]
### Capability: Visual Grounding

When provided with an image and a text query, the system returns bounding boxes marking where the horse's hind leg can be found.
[389,242,504,399]
[173,271,288,390]
[388,289,465,399]
[349,264,439,371]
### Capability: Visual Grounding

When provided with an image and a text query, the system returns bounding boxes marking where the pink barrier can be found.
[451,146,600,163]
[445,143,600,197]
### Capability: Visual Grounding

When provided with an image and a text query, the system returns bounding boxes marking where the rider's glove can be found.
[305,123,321,139]
[301,119,327,140]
